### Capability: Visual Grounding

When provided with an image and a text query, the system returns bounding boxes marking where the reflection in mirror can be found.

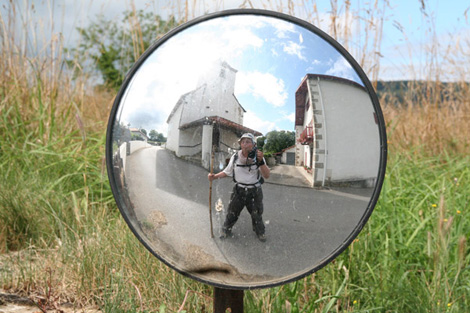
[109,13,383,288]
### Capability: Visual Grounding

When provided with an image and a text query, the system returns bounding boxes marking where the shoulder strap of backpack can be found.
[232,152,238,183]
[232,151,262,184]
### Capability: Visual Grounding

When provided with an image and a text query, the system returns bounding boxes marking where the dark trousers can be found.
[223,185,265,235]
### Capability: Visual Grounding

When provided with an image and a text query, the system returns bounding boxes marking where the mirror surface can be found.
[108,12,385,288]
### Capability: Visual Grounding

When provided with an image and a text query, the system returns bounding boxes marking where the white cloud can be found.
[235,71,288,107]
[326,57,355,80]
[118,18,268,134]
[283,41,306,61]
[266,17,297,38]
[243,110,276,135]
[284,112,295,123]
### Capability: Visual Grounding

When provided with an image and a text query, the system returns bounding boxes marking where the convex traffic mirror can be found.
[106,9,387,289]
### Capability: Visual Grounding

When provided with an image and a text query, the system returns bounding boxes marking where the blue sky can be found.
[117,14,361,134]
[5,0,468,82]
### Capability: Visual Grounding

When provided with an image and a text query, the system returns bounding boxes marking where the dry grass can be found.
[382,83,470,155]
[1,0,470,311]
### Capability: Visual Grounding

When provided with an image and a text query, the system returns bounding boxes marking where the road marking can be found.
[319,189,370,202]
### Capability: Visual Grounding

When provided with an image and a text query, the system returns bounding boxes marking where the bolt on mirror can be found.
[106,9,387,292]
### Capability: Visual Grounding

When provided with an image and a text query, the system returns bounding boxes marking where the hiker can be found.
[207,133,270,242]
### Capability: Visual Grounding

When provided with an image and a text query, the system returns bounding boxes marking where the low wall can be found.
[118,141,151,172]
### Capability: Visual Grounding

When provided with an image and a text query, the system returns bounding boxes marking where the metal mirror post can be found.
[213,288,244,313]
[106,9,387,310]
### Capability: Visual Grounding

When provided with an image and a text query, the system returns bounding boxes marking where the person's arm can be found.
[208,154,234,181]
[208,171,228,181]
[256,150,270,179]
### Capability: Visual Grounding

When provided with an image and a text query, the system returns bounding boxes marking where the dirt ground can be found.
[0,292,101,313]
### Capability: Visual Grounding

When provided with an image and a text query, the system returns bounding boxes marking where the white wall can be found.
[281,146,296,164]
[201,124,213,169]
[180,61,243,127]
[166,102,183,154]
[117,141,150,173]
[178,126,203,157]
[129,141,151,154]
[294,125,304,166]
[320,79,380,183]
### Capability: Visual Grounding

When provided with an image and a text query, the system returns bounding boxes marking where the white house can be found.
[277,145,296,165]
[295,74,380,187]
[129,127,149,142]
[166,61,261,169]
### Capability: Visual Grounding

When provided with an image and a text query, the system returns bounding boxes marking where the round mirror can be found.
[106,9,387,289]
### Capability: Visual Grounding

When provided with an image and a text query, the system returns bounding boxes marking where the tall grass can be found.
[1,0,469,312]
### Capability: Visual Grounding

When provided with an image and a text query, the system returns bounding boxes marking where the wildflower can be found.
[444,218,448,222]
[457,210,461,214]
[448,303,452,307]
[432,204,437,208]
[353,300,357,305]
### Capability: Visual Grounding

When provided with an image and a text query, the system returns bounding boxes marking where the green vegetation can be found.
[1,0,469,312]
[376,80,470,108]
[258,130,296,155]
[148,130,167,143]
[66,9,179,90]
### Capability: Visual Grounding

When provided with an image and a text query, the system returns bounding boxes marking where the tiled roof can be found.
[179,116,262,137]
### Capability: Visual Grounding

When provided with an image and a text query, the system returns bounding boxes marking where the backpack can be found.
[232,152,264,185]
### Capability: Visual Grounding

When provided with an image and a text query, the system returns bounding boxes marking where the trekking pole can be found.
[209,145,215,238]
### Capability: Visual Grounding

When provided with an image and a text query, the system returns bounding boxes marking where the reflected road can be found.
[125,146,373,287]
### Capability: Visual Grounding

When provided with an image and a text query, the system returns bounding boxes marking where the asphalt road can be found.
[123,146,374,287]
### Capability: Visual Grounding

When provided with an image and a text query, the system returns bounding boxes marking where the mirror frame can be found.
[105,8,388,290]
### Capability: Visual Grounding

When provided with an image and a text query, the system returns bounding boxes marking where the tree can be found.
[263,130,295,154]
[131,134,143,141]
[156,133,167,143]
[256,136,266,150]
[149,130,158,141]
[66,10,180,90]
[148,130,167,143]
[112,121,131,145]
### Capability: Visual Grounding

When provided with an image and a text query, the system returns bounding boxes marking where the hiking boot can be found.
[257,233,267,242]
[220,229,232,239]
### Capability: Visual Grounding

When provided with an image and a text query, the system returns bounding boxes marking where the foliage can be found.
[256,136,266,150]
[113,122,132,145]
[262,130,296,154]
[376,80,470,107]
[66,10,179,90]
[244,151,470,312]
[149,130,167,142]
[131,133,145,141]
[2,0,470,311]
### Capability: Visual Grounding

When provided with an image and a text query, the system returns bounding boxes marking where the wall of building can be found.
[166,102,183,155]
[178,126,203,157]
[180,62,243,127]
[281,146,296,164]
[320,79,380,184]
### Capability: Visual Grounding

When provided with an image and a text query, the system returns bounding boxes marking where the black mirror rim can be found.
[105,8,388,290]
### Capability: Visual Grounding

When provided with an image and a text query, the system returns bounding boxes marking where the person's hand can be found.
[208,173,216,181]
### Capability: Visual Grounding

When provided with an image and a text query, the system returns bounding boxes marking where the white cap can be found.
[238,133,255,144]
